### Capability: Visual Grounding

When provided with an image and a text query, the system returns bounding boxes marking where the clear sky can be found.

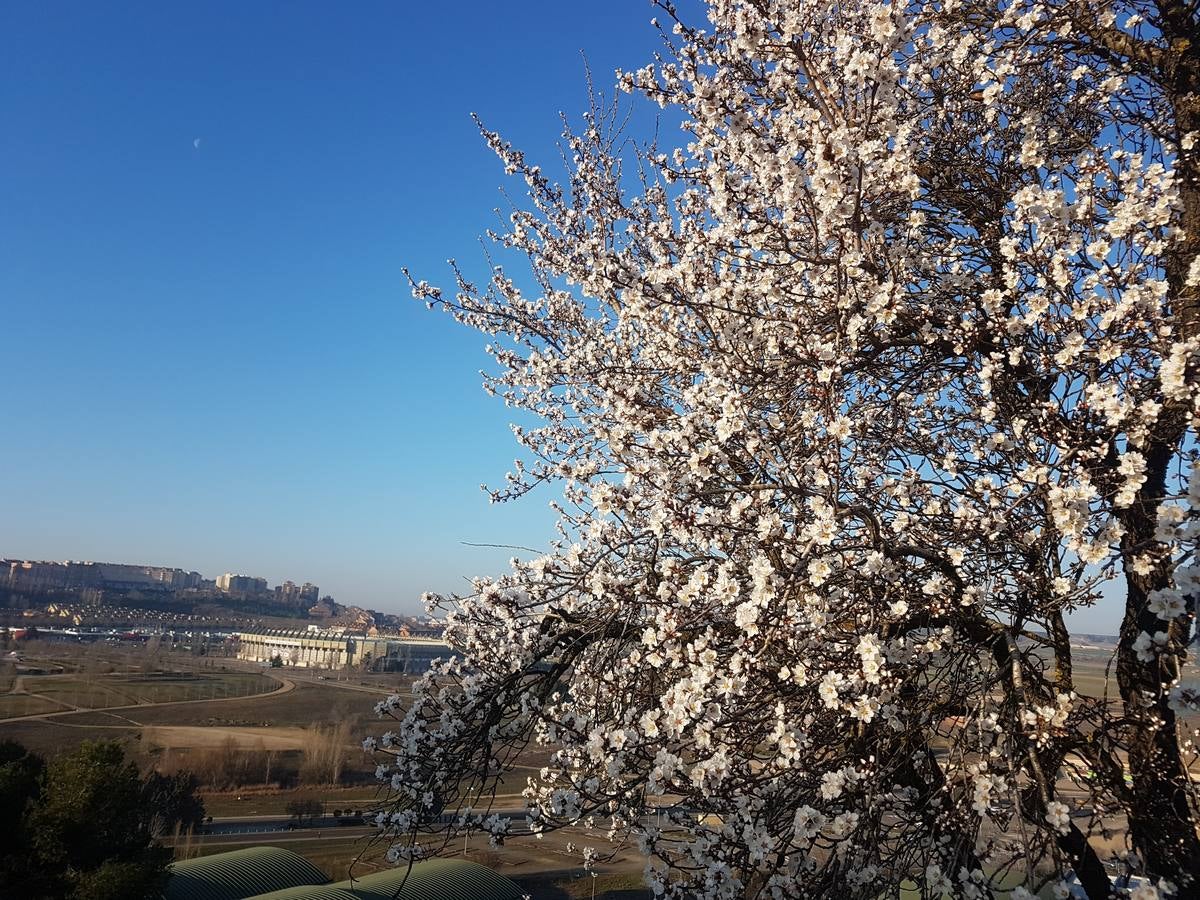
[0,1,674,614]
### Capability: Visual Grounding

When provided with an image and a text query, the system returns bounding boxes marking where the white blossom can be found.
[365,1,1200,894]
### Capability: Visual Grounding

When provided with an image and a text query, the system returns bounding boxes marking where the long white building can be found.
[234,628,451,673]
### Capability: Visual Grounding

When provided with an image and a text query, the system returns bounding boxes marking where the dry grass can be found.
[142,725,312,751]
[129,680,371,729]
[0,694,71,719]
[15,672,276,711]
[0,718,140,756]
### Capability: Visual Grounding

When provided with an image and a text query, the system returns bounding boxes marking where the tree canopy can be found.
[0,739,202,900]
[370,1,1200,897]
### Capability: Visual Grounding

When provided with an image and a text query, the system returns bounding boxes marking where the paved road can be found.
[187,826,378,847]
[171,814,368,845]
[192,805,534,841]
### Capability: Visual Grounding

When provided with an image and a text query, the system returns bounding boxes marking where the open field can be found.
[0,693,70,719]
[1069,649,1122,700]
[0,657,388,797]
[129,679,373,729]
[142,725,313,751]
[11,671,277,712]
[0,719,116,755]
[0,675,378,762]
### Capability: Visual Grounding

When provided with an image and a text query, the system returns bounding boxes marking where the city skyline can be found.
[5,556,318,603]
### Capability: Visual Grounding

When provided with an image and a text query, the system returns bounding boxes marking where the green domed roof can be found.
[166,847,330,900]
[166,847,526,900]
[330,859,526,900]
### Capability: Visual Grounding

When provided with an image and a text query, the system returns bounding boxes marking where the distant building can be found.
[275,580,301,606]
[3,560,201,592]
[234,627,451,672]
[273,580,321,608]
[216,573,268,594]
[308,596,337,618]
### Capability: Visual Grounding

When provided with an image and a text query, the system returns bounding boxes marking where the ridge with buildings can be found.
[0,556,421,635]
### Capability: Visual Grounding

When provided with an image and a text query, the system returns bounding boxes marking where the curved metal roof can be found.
[165,847,331,900]
[240,858,526,900]
[336,859,526,900]
[240,888,361,900]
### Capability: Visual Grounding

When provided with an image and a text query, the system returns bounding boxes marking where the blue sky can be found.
[0,1,674,613]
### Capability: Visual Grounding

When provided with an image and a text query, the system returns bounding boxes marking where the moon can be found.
[193,138,202,149]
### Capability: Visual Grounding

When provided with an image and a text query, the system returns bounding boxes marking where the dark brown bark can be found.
[1116,441,1199,886]
[1110,2,1200,889]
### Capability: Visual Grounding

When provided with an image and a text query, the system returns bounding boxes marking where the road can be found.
[187,826,378,847]
[187,806,534,846]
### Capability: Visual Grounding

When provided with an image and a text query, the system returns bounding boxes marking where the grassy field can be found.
[130,680,365,728]
[142,724,311,751]
[0,674,380,763]
[0,693,71,719]
[14,671,277,712]
[0,717,138,755]
[516,871,649,900]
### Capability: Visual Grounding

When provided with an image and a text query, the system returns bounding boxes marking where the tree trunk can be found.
[1113,3,1200,887]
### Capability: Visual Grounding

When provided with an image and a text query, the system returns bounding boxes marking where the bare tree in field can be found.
[368,1,1200,896]
[302,719,352,786]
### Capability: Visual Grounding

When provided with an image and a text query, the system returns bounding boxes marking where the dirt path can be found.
[285,674,412,697]
[40,709,153,728]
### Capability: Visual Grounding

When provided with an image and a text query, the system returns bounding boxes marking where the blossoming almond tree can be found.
[368,1,1199,896]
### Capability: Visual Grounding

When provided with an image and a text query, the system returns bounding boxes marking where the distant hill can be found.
[1072,633,1119,648]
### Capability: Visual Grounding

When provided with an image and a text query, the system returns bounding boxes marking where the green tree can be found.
[68,860,169,900]
[0,740,179,899]
[0,740,47,891]
[0,739,43,826]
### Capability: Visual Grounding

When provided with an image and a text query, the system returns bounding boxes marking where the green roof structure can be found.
[240,889,361,900]
[165,848,527,900]
[165,847,331,900]
[247,858,527,900]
